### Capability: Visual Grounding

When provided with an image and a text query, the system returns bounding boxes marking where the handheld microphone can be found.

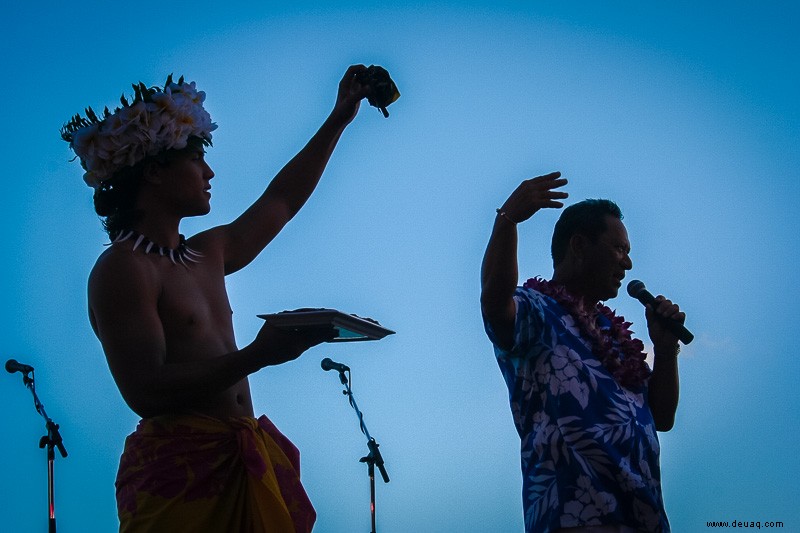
[321,357,350,373]
[627,280,694,345]
[5,359,34,374]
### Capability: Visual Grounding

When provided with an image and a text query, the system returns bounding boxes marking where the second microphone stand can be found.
[332,367,389,533]
[12,368,68,533]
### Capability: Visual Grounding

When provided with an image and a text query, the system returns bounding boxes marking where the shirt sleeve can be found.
[483,287,547,360]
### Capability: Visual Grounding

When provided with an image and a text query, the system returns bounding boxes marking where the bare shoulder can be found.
[88,245,162,332]
[89,244,159,297]
[185,224,244,274]
[184,226,227,262]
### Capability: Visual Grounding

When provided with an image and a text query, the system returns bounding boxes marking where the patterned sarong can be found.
[116,413,315,532]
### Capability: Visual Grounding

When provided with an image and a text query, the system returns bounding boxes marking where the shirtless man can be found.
[63,66,372,532]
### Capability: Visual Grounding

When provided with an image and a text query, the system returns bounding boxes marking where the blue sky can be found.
[2,2,798,532]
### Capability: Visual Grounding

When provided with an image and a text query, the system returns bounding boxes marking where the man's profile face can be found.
[580,215,633,302]
[157,148,215,217]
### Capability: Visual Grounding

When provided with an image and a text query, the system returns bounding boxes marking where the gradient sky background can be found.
[2,2,798,532]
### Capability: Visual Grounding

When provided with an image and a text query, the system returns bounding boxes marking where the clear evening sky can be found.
[2,2,798,531]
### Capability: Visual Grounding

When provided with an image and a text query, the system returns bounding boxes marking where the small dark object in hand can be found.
[356,65,400,118]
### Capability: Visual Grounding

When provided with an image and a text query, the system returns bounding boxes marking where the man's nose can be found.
[622,254,633,270]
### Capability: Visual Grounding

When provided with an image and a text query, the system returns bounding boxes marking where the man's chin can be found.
[185,205,211,218]
[603,287,620,301]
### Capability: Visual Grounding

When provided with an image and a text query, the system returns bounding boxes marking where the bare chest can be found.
[156,262,236,360]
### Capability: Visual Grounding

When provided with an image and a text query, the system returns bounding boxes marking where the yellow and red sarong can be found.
[116,414,315,532]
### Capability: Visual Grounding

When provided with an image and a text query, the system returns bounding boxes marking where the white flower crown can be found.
[61,75,217,189]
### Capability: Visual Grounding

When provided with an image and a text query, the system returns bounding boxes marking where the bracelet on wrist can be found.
[496,208,518,224]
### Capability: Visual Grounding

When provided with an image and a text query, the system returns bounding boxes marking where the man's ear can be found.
[568,233,589,261]
[141,160,163,186]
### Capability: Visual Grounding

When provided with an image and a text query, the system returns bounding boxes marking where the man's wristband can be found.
[496,208,518,224]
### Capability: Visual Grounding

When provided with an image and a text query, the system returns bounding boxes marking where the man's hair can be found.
[94,136,206,236]
[551,199,623,266]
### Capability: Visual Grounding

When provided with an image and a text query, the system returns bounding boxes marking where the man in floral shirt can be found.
[480,172,686,533]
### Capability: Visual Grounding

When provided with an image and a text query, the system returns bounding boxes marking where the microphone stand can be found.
[329,366,389,533]
[12,369,68,533]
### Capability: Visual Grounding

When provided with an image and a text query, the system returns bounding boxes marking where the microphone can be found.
[627,280,694,345]
[5,359,34,374]
[321,357,350,373]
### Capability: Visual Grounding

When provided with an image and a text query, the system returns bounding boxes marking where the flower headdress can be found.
[61,75,217,189]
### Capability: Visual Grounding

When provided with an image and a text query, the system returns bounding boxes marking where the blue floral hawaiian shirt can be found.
[485,286,670,533]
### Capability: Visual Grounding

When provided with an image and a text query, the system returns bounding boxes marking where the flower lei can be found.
[523,277,651,389]
[61,74,217,189]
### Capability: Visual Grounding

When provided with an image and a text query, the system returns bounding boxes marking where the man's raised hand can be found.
[331,64,371,125]
[498,171,568,224]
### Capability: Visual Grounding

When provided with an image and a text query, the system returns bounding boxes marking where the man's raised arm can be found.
[214,65,371,274]
[481,172,567,349]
